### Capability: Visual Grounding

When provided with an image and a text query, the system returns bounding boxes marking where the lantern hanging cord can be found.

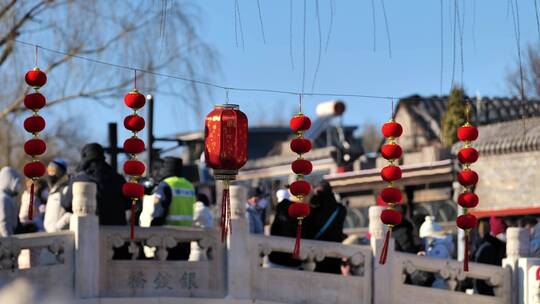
[15,38,410,102]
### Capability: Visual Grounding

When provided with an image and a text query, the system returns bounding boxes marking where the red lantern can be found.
[290,114,312,133]
[457,125,479,141]
[381,209,402,226]
[123,137,145,154]
[122,182,145,199]
[379,119,404,265]
[458,192,479,208]
[381,121,403,138]
[290,138,312,155]
[380,165,402,182]
[124,91,146,109]
[124,115,145,132]
[381,187,402,204]
[456,103,479,272]
[24,138,46,156]
[24,93,46,110]
[204,104,248,242]
[23,67,47,222]
[381,144,403,160]
[24,116,46,133]
[122,86,147,240]
[291,159,313,175]
[288,203,310,218]
[457,169,479,186]
[458,147,479,164]
[123,160,145,176]
[288,110,313,259]
[25,68,47,88]
[23,161,46,179]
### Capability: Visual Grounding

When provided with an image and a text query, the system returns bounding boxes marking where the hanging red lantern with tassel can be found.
[204,104,248,243]
[22,66,48,221]
[122,87,146,240]
[378,119,403,265]
[456,103,479,272]
[288,113,312,259]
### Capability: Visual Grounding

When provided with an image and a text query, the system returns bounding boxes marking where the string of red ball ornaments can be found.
[378,119,404,265]
[122,89,146,240]
[456,105,479,272]
[22,67,48,221]
[288,113,313,259]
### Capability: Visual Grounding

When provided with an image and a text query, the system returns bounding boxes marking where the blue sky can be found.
[42,0,540,150]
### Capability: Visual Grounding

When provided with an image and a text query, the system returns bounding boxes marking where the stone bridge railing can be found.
[1,182,540,304]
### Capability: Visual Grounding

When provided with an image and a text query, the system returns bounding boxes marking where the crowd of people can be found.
[2,142,540,287]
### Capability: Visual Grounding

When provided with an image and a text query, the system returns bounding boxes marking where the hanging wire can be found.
[311,0,323,91]
[370,0,377,52]
[35,45,38,67]
[289,0,295,70]
[380,0,392,58]
[440,0,444,95]
[301,0,307,94]
[134,69,137,90]
[14,39,410,102]
[325,0,335,53]
[451,0,457,88]
[256,0,266,44]
[535,0,540,41]
[225,88,230,104]
[298,93,303,113]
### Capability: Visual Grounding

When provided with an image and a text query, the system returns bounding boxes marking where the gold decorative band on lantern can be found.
[215,104,240,110]
[213,169,239,180]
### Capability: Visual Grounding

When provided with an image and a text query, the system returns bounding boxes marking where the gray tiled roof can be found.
[399,95,540,142]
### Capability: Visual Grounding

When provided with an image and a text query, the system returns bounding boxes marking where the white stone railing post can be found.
[369,205,393,304]
[69,182,99,299]
[503,227,530,304]
[227,184,251,299]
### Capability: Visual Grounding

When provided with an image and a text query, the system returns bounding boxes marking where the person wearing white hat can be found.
[418,215,454,289]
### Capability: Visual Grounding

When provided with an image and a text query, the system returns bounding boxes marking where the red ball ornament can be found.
[456,214,477,230]
[123,160,146,176]
[288,202,310,218]
[458,147,479,164]
[380,209,402,226]
[123,137,145,154]
[124,115,145,132]
[24,93,46,110]
[290,114,312,133]
[24,138,46,156]
[381,187,402,204]
[24,116,46,133]
[291,159,313,175]
[290,138,312,154]
[381,121,403,138]
[458,192,479,208]
[124,91,146,109]
[380,165,402,182]
[25,69,47,87]
[457,125,479,142]
[23,161,46,179]
[458,169,479,186]
[290,180,311,197]
[122,182,144,199]
[381,144,403,160]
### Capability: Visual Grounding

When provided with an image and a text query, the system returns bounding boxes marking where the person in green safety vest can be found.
[152,156,196,260]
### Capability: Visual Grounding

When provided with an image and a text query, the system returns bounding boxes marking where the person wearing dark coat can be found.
[473,216,507,295]
[62,143,131,225]
[268,189,302,268]
[304,181,347,274]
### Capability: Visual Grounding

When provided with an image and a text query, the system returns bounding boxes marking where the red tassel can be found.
[463,232,469,272]
[28,182,35,221]
[379,229,391,264]
[130,201,136,240]
[220,187,230,243]
[292,220,302,259]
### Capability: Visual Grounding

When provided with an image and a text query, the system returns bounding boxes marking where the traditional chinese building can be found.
[326,95,540,231]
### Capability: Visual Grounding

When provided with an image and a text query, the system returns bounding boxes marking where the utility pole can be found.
[107,122,118,171]
[146,94,155,176]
